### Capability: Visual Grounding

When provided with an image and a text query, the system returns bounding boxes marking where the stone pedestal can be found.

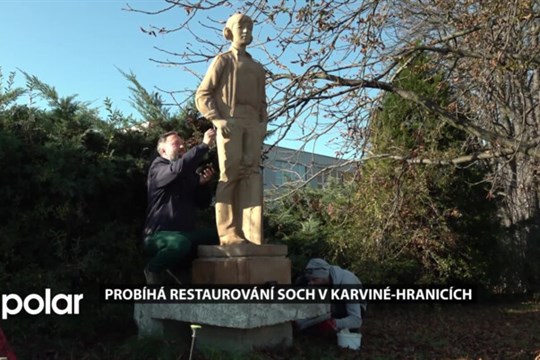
[190,244,293,351]
[134,302,329,352]
[134,244,328,352]
[192,244,291,285]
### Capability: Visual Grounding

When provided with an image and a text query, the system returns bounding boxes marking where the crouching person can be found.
[143,129,219,284]
[295,258,366,335]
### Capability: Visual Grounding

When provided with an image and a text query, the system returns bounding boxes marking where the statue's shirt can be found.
[235,53,262,118]
[196,47,267,122]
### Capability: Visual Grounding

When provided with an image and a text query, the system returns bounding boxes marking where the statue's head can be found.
[223,13,253,49]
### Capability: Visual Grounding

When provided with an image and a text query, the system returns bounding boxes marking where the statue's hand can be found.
[212,119,234,138]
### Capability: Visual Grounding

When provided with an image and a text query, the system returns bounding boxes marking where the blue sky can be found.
[1,0,218,116]
[0,0,340,156]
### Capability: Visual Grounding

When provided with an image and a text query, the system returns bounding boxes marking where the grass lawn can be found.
[5,301,540,359]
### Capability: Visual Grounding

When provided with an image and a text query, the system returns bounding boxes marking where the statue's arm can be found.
[260,66,268,123]
[196,55,225,121]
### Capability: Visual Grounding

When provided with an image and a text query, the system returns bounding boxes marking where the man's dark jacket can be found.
[144,143,211,237]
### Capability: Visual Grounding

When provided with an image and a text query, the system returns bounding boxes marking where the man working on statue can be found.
[196,13,267,245]
[143,128,219,284]
[295,258,367,334]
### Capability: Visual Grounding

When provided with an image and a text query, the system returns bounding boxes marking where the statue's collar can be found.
[229,46,252,59]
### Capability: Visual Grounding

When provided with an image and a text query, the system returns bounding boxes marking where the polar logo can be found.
[1,288,83,320]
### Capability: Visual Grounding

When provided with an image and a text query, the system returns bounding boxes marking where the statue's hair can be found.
[223,13,253,41]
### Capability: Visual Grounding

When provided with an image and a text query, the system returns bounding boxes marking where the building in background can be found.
[262,144,354,193]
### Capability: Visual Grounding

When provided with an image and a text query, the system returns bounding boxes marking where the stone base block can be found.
[198,244,288,258]
[134,244,307,352]
[134,303,329,352]
[192,256,291,284]
[134,296,330,353]
[134,302,329,331]
[196,322,292,352]
[193,244,291,285]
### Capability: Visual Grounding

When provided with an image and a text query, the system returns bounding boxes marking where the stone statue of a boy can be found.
[196,13,267,245]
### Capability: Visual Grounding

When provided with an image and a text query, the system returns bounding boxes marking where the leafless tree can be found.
[125,0,540,230]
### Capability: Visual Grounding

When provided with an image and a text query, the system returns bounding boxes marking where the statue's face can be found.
[230,18,253,48]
